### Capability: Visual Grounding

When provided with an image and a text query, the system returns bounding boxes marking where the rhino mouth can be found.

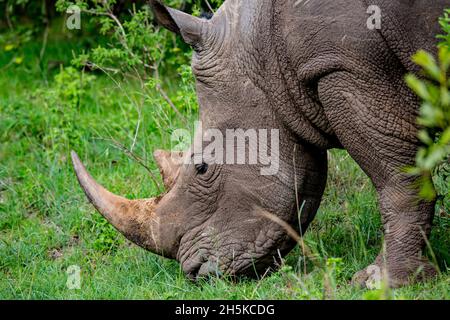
[181,250,287,281]
[177,227,296,280]
[182,256,223,280]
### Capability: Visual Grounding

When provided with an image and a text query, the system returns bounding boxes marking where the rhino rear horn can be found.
[154,150,184,190]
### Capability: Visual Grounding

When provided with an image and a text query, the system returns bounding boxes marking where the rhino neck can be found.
[223,0,341,149]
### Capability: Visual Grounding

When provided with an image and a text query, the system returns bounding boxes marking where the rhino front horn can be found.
[71,151,177,258]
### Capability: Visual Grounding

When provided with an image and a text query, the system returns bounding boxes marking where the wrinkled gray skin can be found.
[73,0,447,287]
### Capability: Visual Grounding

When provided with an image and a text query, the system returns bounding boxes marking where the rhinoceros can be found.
[71,0,448,287]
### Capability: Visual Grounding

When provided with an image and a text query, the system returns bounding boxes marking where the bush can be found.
[406,9,450,213]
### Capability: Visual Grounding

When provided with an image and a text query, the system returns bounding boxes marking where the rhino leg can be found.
[352,175,437,288]
[317,72,438,287]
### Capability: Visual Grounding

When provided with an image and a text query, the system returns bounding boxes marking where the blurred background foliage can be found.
[0,0,225,159]
[0,0,223,74]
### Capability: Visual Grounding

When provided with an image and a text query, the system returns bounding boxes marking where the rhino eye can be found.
[195,162,208,175]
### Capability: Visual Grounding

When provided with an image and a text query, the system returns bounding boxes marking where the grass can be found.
[0,33,449,300]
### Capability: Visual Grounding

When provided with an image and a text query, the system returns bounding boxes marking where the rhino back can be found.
[365,0,447,73]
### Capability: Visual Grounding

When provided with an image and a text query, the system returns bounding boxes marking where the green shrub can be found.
[405,9,450,213]
[54,0,224,76]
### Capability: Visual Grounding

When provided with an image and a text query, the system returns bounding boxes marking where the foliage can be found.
[405,10,450,212]
[0,27,33,68]
[53,0,224,76]
[437,8,450,46]
[35,66,96,155]
[0,0,50,29]
[49,1,223,148]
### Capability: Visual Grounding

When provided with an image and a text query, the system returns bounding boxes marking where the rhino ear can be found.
[154,150,184,190]
[150,0,204,46]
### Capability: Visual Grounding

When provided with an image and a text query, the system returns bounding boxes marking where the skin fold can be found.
[72,0,447,287]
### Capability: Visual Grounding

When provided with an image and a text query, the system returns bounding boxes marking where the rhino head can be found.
[72,0,328,280]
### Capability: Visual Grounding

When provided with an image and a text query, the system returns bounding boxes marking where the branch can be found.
[156,84,188,125]
[204,0,215,13]
[108,138,164,194]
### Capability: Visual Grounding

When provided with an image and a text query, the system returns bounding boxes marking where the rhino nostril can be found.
[183,249,212,280]
[197,260,222,279]
[183,261,203,281]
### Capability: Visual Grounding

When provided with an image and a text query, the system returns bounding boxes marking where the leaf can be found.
[438,46,450,71]
[418,129,433,145]
[417,102,444,127]
[4,44,15,51]
[404,166,421,176]
[13,56,24,64]
[405,75,430,101]
[441,85,450,108]
[418,176,437,201]
[412,50,440,82]
[440,127,450,145]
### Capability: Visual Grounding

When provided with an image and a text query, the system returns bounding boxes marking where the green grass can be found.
[0,35,449,300]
